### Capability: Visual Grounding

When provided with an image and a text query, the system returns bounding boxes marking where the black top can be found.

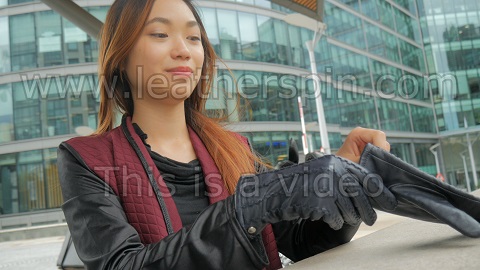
[133,123,209,227]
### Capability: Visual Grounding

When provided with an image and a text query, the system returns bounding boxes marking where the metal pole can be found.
[460,152,472,192]
[464,117,478,189]
[298,96,309,154]
[466,132,478,189]
[429,143,441,177]
[305,24,330,154]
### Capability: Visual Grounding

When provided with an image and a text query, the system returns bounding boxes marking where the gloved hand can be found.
[275,138,299,169]
[234,154,398,237]
[359,143,480,238]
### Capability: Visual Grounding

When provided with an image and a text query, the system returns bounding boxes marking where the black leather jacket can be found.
[58,143,360,270]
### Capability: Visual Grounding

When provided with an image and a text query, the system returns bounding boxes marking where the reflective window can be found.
[414,143,437,175]
[0,153,17,215]
[378,99,412,131]
[239,70,299,122]
[0,16,10,73]
[402,72,429,101]
[273,20,291,65]
[17,150,45,212]
[13,81,41,140]
[330,45,372,88]
[287,25,306,68]
[7,7,106,72]
[10,74,100,140]
[393,0,418,16]
[257,15,277,63]
[0,147,62,215]
[8,0,33,4]
[217,10,241,60]
[200,8,221,55]
[364,22,400,63]
[254,0,271,9]
[10,13,36,71]
[336,90,378,129]
[411,104,436,133]
[44,148,62,209]
[242,131,303,165]
[371,59,403,97]
[360,0,379,21]
[393,7,422,43]
[440,134,480,187]
[312,132,343,152]
[445,44,480,71]
[338,0,360,11]
[325,2,366,50]
[1,0,34,6]
[62,17,96,64]
[36,11,63,68]
[0,84,13,143]
[474,97,480,125]
[299,74,339,127]
[399,39,425,72]
[238,12,260,61]
[390,143,412,164]
[377,0,396,30]
[360,0,395,30]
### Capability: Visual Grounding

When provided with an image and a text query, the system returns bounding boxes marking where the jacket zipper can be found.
[121,116,175,235]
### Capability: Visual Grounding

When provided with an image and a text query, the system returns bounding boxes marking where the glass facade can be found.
[419,0,480,185]
[1,0,478,218]
[5,7,107,72]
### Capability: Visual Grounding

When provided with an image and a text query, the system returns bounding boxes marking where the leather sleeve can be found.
[272,212,360,262]
[57,143,268,270]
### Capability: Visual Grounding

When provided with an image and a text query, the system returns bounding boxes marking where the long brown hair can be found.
[96,0,265,193]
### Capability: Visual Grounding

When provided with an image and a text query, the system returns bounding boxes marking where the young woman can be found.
[57,0,395,269]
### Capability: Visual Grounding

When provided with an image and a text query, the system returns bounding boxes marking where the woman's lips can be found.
[166,66,193,76]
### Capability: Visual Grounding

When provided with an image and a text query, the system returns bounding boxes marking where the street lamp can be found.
[429,143,444,181]
[283,13,330,154]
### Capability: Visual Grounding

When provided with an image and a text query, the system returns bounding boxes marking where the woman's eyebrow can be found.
[145,17,199,28]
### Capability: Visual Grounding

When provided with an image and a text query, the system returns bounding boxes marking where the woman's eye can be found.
[188,36,201,42]
[151,33,168,38]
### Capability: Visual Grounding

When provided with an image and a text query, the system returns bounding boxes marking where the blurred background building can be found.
[0,0,479,228]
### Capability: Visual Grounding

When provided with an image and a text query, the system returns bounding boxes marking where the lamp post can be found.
[283,13,330,154]
[429,143,443,181]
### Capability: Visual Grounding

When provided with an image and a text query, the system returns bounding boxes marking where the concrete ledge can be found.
[0,223,68,242]
[0,209,65,230]
[286,189,480,270]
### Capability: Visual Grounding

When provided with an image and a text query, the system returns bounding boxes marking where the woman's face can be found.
[125,0,204,103]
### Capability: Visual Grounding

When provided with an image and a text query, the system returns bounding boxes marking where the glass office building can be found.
[418,0,480,189]
[0,0,478,220]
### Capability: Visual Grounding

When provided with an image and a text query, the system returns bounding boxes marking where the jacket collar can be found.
[121,115,229,206]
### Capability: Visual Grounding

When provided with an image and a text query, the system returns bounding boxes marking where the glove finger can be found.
[357,171,398,211]
[288,138,299,164]
[393,185,480,238]
[341,174,377,226]
[335,195,361,226]
[321,203,345,230]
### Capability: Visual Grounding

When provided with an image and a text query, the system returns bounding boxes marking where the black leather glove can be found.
[235,155,398,237]
[359,143,480,238]
[275,138,299,169]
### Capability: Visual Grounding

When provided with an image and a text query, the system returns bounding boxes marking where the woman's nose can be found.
[170,38,191,60]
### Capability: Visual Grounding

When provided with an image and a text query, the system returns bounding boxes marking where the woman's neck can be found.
[131,101,196,162]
